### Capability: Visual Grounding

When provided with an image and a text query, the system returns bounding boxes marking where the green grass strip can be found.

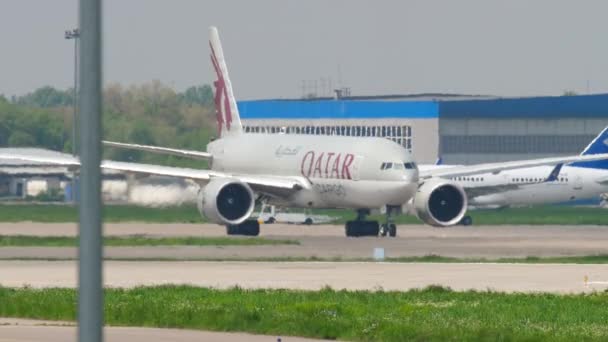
[0,235,297,247]
[1,285,608,341]
[0,204,202,223]
[2,204,608,225]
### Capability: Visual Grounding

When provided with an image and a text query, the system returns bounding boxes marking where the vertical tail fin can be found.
[570,126,608,169]
[209,27,243,137]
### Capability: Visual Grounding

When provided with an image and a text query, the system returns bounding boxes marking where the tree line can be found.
[0,81,216,167]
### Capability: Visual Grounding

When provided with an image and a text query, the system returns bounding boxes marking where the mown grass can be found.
[0,204,202,223]
[0,235,297,247]
[319,206,608,225]
[1,204,608,225]
[386,254,608,264]
[1,285,608,341]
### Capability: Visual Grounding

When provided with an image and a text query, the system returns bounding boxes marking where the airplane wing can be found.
[419,153,608,179]
[103,141,212,160]
[0,152,306,193]
[462,184,521,198]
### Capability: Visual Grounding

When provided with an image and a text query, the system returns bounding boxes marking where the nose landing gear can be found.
[380,205,397,237]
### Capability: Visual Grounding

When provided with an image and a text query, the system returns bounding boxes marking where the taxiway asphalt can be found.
[0,223,607,259]
[0,260,606,293]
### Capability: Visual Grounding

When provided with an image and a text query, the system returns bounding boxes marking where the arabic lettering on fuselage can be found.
[275,145,302,157]
[300,151,355,180]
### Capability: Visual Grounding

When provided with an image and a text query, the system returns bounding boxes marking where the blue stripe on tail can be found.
[570,126,608,170]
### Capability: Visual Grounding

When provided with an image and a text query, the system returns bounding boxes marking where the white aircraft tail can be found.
[209,27,243,137]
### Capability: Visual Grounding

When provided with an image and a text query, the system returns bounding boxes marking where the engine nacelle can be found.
[413,179,467,227]
[197,178,255,225]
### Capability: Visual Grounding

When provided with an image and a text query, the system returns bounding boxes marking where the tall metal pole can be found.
[73,35,79,155]
[65,28,80,156]
[78,0,103,341]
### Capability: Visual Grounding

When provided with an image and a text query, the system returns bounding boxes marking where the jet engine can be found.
[197,178,255,225]
[413,179,467,227]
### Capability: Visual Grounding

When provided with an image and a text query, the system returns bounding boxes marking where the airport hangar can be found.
[237,93,608,165]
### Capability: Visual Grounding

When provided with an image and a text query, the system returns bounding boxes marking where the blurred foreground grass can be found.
[0,285,607,341]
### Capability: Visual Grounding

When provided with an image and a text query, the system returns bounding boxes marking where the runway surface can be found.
[1,222,607,259]
[0,318,326,342]
[1,260,607,293]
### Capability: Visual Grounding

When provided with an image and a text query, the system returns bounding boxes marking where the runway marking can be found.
[584,275,608,287]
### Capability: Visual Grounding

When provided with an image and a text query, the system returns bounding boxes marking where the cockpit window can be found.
[385,162,393,169]
[380,162,386,170]
[393,163,403,170]
[404,162,417,169]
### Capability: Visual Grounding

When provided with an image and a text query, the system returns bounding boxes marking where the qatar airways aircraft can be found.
[418,126,608,225]
[2,27,608,237]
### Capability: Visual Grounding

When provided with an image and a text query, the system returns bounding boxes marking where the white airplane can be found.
[420,127,608,225]
[2,27,608,237]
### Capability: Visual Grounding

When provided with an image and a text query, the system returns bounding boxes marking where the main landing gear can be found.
[345,209,397,238]
[459,215,473,226]
[226,220,260,236]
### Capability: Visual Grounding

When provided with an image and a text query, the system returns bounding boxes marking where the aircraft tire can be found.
[226,220,260,236]
[460,216,473,226]
[346,221,379,237]
[388,224,397,237]
[380,224,388,237]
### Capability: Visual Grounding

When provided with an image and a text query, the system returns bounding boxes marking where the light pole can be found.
[65,28,80,156]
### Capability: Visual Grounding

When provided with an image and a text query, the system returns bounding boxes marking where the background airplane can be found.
[2,27,608,237]
[419,127,608,225]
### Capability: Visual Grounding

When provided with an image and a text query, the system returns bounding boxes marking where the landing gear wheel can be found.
[226,220,260,236]
[380,224,388,237]
[345,221,379,237]
[460,215,473,226]
[265,217,276,224]
[304,218,313,225]
[388,224,397,237]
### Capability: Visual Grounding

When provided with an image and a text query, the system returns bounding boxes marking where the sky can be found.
[1,0,607,99]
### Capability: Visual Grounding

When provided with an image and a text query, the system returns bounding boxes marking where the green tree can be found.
[17,86,73,107]
[180,85,213,106]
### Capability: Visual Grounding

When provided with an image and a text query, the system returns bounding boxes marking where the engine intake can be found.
[414,179,467,227]
[197,178,255,225]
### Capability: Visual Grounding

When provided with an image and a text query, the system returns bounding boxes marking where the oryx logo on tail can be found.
[208,26,243,137]
[210,43,232,134]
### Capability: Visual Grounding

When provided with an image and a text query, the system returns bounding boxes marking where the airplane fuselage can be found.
[208,133,419,209]
[439,165,608,207]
